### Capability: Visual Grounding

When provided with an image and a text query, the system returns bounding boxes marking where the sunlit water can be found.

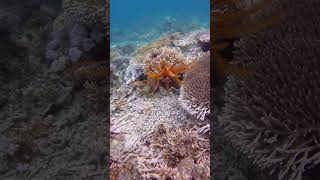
[110,0,209,46]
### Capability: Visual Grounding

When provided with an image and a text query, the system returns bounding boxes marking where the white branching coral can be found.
[179,53,210,121]
[111,124,210,179]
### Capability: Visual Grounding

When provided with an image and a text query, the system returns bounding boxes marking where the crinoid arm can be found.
[169,60,191,76]
[166,70,180,78]
[154,65,162,73]
[132,80,149,88]
[173,77,182,87]
[164,78,171,95]
[173,63,191,74]
[147,72,162,79]
[153,78,160,92]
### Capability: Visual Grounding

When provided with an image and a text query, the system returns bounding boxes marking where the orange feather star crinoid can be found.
[138,58,193,94]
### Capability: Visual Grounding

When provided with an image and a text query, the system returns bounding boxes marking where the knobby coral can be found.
[220,0,320,179]
[179,53,210,121]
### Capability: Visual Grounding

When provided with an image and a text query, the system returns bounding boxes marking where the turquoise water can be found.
[110,0,210,46]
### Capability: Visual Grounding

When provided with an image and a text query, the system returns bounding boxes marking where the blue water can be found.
[110,0,209,46]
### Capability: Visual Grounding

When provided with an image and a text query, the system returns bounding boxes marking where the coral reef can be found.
[220,0,320,179]
[110,56,131,80]
[179,53,210,121]
[111,124,210,179]
[173,31,209,51]
[110,89,190,150]
[0,72,107,179]
[46,22,107,66]
[173,30,210,61]
[143,46,186,65]
[109,3,211,179]
[132,32,182,63]
[111,31,211,179]
[46,0,108,69]
[126,46,195,95]
[123,32,211,95]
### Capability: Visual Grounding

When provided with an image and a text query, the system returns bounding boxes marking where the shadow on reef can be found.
[212,0,320,180]
[0,0,109,179]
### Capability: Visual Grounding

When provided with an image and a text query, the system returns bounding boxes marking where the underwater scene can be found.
[110,0,210,179]
[212,0,320,180]
[0,0,109,179]
[111,0,209,46]
[0,0,320,179]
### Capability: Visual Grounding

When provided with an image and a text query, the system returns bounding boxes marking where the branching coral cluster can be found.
[110,124,210,179]
[219,0,320,179]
